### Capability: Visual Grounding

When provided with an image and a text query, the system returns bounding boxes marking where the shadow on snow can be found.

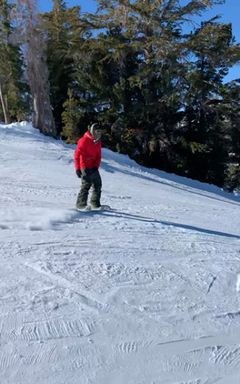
[99,210,240,240]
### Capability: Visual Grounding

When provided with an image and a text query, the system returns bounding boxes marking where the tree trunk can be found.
[16,0,57,137]
[0,83,9,124]
[32,90,56,137]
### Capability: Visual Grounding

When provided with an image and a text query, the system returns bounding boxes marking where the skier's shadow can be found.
[102,210,240,240]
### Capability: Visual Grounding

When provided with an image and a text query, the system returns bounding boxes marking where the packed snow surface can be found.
[0,121,240,384]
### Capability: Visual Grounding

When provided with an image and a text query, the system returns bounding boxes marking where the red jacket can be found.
[74,131,101,170]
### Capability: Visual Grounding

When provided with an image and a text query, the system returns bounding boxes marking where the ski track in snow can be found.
[0,122,240,384]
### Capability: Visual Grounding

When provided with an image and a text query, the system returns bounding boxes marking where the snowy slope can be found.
[0,121,240,384]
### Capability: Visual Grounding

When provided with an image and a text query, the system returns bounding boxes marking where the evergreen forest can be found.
[0,0,240,191]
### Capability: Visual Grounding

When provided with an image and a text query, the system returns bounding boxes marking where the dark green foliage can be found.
[61,88,82,143]
[225,164,240,192]
[166,18,240,187]
[42,1,86,133]
[220,80,240,191]
[0,0,28,122]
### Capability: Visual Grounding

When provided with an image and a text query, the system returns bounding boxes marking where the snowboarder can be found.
[74,123,103,210]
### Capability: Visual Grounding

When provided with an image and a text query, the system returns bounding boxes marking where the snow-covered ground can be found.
[0,121,240,384]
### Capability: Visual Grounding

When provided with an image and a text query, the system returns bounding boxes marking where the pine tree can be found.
[220,79,240,191]
[84,1,217,157]
[179,19,240,185]
[61,88,82,143]
[0,0,27,123]
[42,1,86,133]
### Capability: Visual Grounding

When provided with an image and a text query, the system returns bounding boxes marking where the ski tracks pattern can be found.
[1,225,240,383]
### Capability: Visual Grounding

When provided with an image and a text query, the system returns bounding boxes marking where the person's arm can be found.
[74,140,83,170]
[95,143,101,169]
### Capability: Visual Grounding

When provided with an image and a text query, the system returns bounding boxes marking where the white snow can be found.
[0,121,240,384]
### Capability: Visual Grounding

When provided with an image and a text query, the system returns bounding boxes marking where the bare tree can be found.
[15,0,57,136]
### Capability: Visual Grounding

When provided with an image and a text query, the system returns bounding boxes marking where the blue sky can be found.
[38,0,240,81]
[38,0,97,13]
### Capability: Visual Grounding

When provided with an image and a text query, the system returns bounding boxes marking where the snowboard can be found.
[76,204,112,212]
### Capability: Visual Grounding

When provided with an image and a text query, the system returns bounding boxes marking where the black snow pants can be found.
[76,168,102,208]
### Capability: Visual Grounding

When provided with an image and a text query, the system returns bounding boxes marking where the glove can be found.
[76,169,82,178]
